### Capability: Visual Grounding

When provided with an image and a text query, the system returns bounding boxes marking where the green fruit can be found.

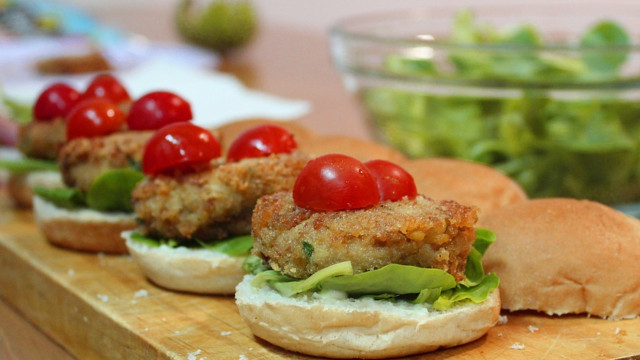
[176,0,257,53]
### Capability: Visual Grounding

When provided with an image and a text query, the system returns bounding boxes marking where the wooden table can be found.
[2,12,640,360]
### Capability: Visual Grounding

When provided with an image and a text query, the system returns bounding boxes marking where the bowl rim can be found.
[329,8,640,52]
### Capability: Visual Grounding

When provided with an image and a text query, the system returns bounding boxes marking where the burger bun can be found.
[236,275,501,359]
[479,198,640,319]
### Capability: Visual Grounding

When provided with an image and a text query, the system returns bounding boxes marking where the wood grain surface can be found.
[0,193,639,360]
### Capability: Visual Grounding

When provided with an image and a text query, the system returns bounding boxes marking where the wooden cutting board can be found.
[0,195,639,360]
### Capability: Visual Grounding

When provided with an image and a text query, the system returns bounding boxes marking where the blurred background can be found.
[50,0,640,42]
[2,0,640,206]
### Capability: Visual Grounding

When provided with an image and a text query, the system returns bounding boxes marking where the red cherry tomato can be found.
[66,99,126,140]
[293,154,379,211]
[227,124,297,162]
[81,74,131,104]
[142,122,221,175]
[33,83,81,121]
[126,91,193,130]
[364,160,418,201]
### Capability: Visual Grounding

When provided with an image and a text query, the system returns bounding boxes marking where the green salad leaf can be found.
[3,98,31,124]
[0,158,58,174]
[130,232,253,257]
[321,265,456,295]
[33,168,144,213]
[250,229,499,310]
[86,168,144,212]
[365,11,640,204]
[580,21,630,76]
[433,273,500,310]
[33,186,86,209]
[129,232,180,248]
[242,255,271,274]
[271,261,354,297]
[196,234,253,256]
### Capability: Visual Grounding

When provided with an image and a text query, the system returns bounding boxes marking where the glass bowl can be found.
[330,6,640,206]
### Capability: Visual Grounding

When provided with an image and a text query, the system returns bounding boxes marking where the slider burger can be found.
[2,74,130,207]
[236,154,501,359]
[124,123,310,294]
[33,84,194,253]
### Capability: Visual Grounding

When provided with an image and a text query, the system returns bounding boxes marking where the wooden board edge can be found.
[0,235,170,360]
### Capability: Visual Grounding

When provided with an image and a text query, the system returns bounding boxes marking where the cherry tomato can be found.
[81,74,131,104]
[364,160,418,201]
[142,122,221,175]
[66,98,126,140]
[33,83,81,121]
[126,91,193,130]
[293,154,379,211]
[227,124,297,162]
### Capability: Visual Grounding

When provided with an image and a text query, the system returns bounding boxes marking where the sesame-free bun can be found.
[124,231,245,294]
[33,196,135,254]
[300,135,407,162]
[7,171,63,208]
[216,119,316,152]
[236,276,501,359]
[479,198,640,320]
[401,158,527,215]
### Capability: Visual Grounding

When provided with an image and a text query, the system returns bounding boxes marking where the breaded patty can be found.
[251,192,478,281]
[133,151,310,241]
[59,130,152,192]
[18,118,66,160]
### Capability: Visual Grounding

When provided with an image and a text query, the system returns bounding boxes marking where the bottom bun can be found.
[7,171,62,208]
[235,275,501,359]
[124,232,246,294]
[33,196,135,254]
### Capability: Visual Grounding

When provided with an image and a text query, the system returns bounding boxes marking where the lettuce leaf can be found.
[433,273,500,310]
[272,261,353,297]
[250,229,500,309]
[3,98,31,124]
[0,158,58,174]
[129,232,179,248]
[86,168,144,212]
[196,234,253,256]
[33,168,144,212]
[321,264,456,295]
[33,186,86,209]
[130,232,253,257]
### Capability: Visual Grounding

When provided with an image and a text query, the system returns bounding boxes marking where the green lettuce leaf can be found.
[433,273,500,310]
[3,98,31,124]
[321,264,456,295]
[86,168,144,212]
[272,261,354,297]
[461,227,496,286]
[242,255,271,274]
[33,186,86,209]
[251,229,499,309]
[129,232,179,248]
[196,234,253,256]
[580,21,630,76]
[130,232,253,257]
[0,158,58,174]
[251,270,293,289]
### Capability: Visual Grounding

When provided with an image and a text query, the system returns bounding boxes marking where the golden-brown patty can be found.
[58,130,152,192]
[18,118,66,160]
[251,192,478,280]
[133,151,310,241]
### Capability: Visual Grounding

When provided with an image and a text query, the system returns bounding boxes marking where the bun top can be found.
[215,119,316,152]
[300,135,407,163]
[400,158,527,215]
[479,198,640,319]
